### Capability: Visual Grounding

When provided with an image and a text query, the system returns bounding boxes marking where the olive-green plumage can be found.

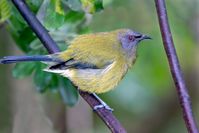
[44,29,150,93]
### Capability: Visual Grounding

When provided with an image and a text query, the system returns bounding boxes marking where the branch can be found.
[11,0,126,132]
[154,0,199,133]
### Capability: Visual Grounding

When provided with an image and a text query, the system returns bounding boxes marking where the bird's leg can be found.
[92,93,113,112]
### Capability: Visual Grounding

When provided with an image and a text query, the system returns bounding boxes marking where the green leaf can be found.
[80,0,103,14]
[7,7,27,37]
[34,64,79,106]
[10,6,27,25]
[59,77,79,106]
[0,0,11,23]
[29,38,43,50]
[26,0,43,13]
[8,11,36,52]
[34,63,52,92]
[65,11,84,23]
[43,0,65,29]
[94,0,103,12]
[62,0,82,12]
[55,0,65,15]
[12,62,36,79]
[48,74,59,90]
[16,27,36,52]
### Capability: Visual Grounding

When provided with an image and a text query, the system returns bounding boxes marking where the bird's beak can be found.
[142,35,152,40]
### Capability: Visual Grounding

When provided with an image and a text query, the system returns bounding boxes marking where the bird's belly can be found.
[67,63,128,93]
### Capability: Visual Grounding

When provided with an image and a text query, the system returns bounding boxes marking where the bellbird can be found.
[0,29,151,110]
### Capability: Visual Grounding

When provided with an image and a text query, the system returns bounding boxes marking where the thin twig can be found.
[155,0,199,133]
[11,0,126,132]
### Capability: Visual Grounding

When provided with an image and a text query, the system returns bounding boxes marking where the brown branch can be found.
[11,0,126,132]
[154,0,199,133]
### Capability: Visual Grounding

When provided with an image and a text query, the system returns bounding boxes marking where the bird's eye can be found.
[128,35,135,41]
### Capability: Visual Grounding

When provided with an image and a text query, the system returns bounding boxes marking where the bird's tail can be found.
[0,55,62,64]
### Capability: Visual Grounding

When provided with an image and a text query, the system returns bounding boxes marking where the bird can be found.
[0,29,151,110]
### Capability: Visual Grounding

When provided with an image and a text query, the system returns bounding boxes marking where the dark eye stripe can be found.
[135,35,142,38]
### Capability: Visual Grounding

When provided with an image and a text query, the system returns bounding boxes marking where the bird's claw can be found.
[93,104,114,112]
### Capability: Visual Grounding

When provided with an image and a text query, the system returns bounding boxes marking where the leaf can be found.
[94,0,103,12]
[48,74,59,90]
[55,0,65,15]
[62,0,82,12]
[29,38,43,50]
[64,11,84,23]
[17,27,36,52]
[7,7,27,37]
[34,63,52,92]
[43,0,65,29]
[10,6,27,25]
[36,0,49,24]
[80,0,103,14]
[26,0,43,13]
[59,77,79,106]
[8,12,36,52]
[34,64,79,106]
[12,62,36,79]
[0,0,11,23]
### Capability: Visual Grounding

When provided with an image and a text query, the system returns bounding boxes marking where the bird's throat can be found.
[125,46,137,67]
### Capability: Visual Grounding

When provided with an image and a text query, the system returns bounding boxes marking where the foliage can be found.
[5,0,103,106]
[80,0,103,13]
[0,0,11,24]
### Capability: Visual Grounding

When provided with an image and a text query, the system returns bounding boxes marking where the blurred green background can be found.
[0,0,199,133]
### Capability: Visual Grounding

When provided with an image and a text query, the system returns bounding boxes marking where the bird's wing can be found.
[43,57,113,78]
[44,52,113,70]
[44,32,121,72]
[48,58,99,70]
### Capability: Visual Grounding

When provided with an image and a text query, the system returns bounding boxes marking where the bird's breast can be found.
[68,59,128,93]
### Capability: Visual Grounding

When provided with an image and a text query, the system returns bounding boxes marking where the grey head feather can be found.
[118,29,151,56]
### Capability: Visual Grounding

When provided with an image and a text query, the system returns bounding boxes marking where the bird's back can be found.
[60,31,124,66]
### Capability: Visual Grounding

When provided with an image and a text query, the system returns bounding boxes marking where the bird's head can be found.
[117,29,151,55]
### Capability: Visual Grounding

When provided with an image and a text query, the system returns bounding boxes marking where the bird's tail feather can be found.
[0,55,62,64]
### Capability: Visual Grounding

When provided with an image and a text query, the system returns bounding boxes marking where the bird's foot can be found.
[91,93,114,111]
[94,104,114,112]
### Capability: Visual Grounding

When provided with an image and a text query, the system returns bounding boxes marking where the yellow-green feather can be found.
[49,29,137,93]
